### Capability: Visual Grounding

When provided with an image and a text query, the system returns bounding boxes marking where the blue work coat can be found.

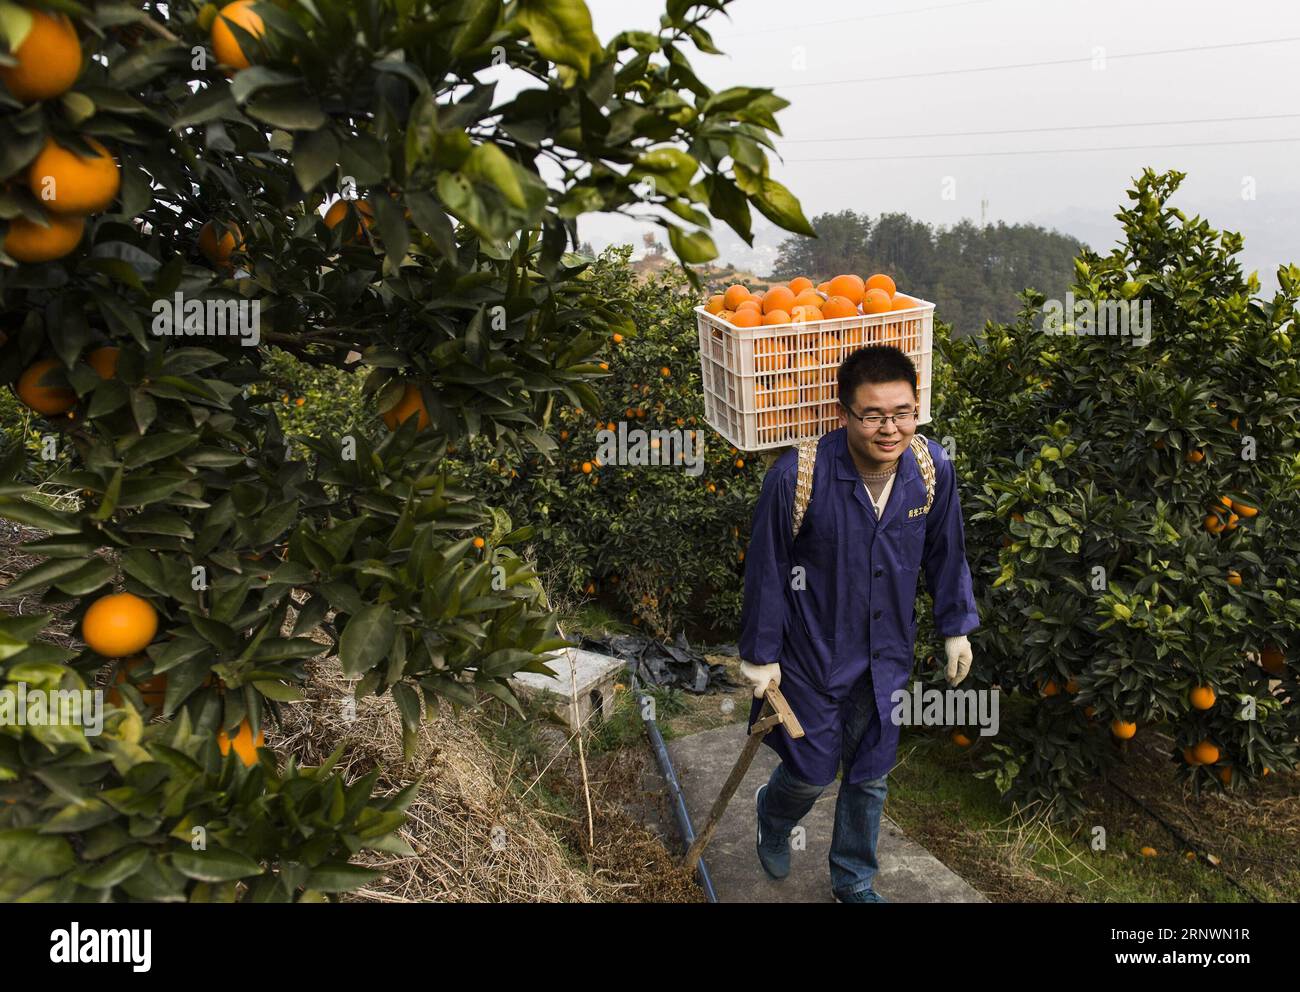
[739,428,979,786]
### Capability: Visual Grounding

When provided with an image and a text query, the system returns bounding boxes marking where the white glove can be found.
[944,635,972,686]
[739,660,781,699]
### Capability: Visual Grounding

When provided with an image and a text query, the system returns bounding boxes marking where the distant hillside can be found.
[769,210,1084,337]
[629,248,773,294]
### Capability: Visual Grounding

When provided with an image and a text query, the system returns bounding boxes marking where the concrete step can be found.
[639,720,987,903]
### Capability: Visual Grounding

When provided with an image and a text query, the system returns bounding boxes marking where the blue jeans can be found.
[756,668,889,900]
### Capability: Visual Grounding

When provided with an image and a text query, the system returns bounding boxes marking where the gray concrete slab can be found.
[510,648,626,732]
[639,720,987,903]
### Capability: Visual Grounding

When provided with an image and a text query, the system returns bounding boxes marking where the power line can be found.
[778,112,1300,144]
[784,135,1300,163]
[729,0,1001,38]
[776,36,1300,88]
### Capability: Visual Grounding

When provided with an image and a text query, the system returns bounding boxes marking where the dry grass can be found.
[271,660,599,903]
[270,656,703,903]
[975,799,1104,901]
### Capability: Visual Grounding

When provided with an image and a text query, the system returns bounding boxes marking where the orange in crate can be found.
[828,274,865,304]
[696,286,933,451]
[776,374,797,408]
[902,319,920,352]
[763,286,795,313]
[862,288,892,314]
[865,273,896,297]
[796,351,820,388]
[768,374,797,436]
[818,333,840,366]
[724,285,750,310]
[822,296,857,320]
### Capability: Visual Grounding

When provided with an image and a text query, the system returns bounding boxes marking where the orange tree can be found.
[936,169,1300,820]
[454,245,769,637]
[0,0,811,899]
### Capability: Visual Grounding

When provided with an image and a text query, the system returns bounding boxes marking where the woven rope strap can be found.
[911,433,936,515]
[792,438,819,537]
[790,433,936,540]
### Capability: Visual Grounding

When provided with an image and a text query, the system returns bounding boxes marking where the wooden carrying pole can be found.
[680,683,804,873]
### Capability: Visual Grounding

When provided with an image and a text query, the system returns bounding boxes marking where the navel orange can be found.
[0,9,81,102]
[381,383,431,431]
[27,136,119,215]
[211,0,266,70]
[82,592,158,657]
[15,358,75,415]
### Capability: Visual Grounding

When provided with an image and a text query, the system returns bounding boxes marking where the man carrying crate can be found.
[738,345,979,902]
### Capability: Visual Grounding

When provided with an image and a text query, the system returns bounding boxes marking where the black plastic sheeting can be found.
[578,632,741,694]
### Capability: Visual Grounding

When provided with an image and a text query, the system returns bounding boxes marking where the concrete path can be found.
[639,721,988,903]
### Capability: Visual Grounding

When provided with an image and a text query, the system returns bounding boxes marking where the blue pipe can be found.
[640,694,718,903]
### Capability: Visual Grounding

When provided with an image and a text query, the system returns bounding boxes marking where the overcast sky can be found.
[575,0,1300,291]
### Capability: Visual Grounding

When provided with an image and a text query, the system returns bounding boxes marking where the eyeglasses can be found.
[841,404,918,430]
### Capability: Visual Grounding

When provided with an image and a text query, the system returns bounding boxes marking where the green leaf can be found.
[0,828,75,880]
[305,861,380,892]
[293,127,339,193]
[744,171,814,237]
[370,194,410,266]
[170,847,264,883]
[246,91,326,130]
[448,0,501,58]
[338,604,396,677]
[391,681,422,731]
[632,147,698,195]
[251,679,305,701]
[75,846,150,889]
[229,66,301,104]
[51,558,115,597]
[0,498,82,534]
[61,91,96,127]
[464,143,526,209]
[514,0,601,77]
[123,432,200,469]
[478,648,542,677]
[0,558,90,598]
[0,4,34,50]
[667,224,717,264]
[173,84,237,128]
[41,799,118,833]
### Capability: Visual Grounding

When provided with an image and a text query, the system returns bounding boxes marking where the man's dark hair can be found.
[838,346,918,408]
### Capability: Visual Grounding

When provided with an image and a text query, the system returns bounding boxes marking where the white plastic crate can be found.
[696,299,934,452]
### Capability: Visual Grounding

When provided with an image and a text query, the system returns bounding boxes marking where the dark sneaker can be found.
[834,887,888,903]
[755,785,790,880]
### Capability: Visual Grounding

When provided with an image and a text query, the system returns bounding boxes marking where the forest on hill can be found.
[770,210,1084,336]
